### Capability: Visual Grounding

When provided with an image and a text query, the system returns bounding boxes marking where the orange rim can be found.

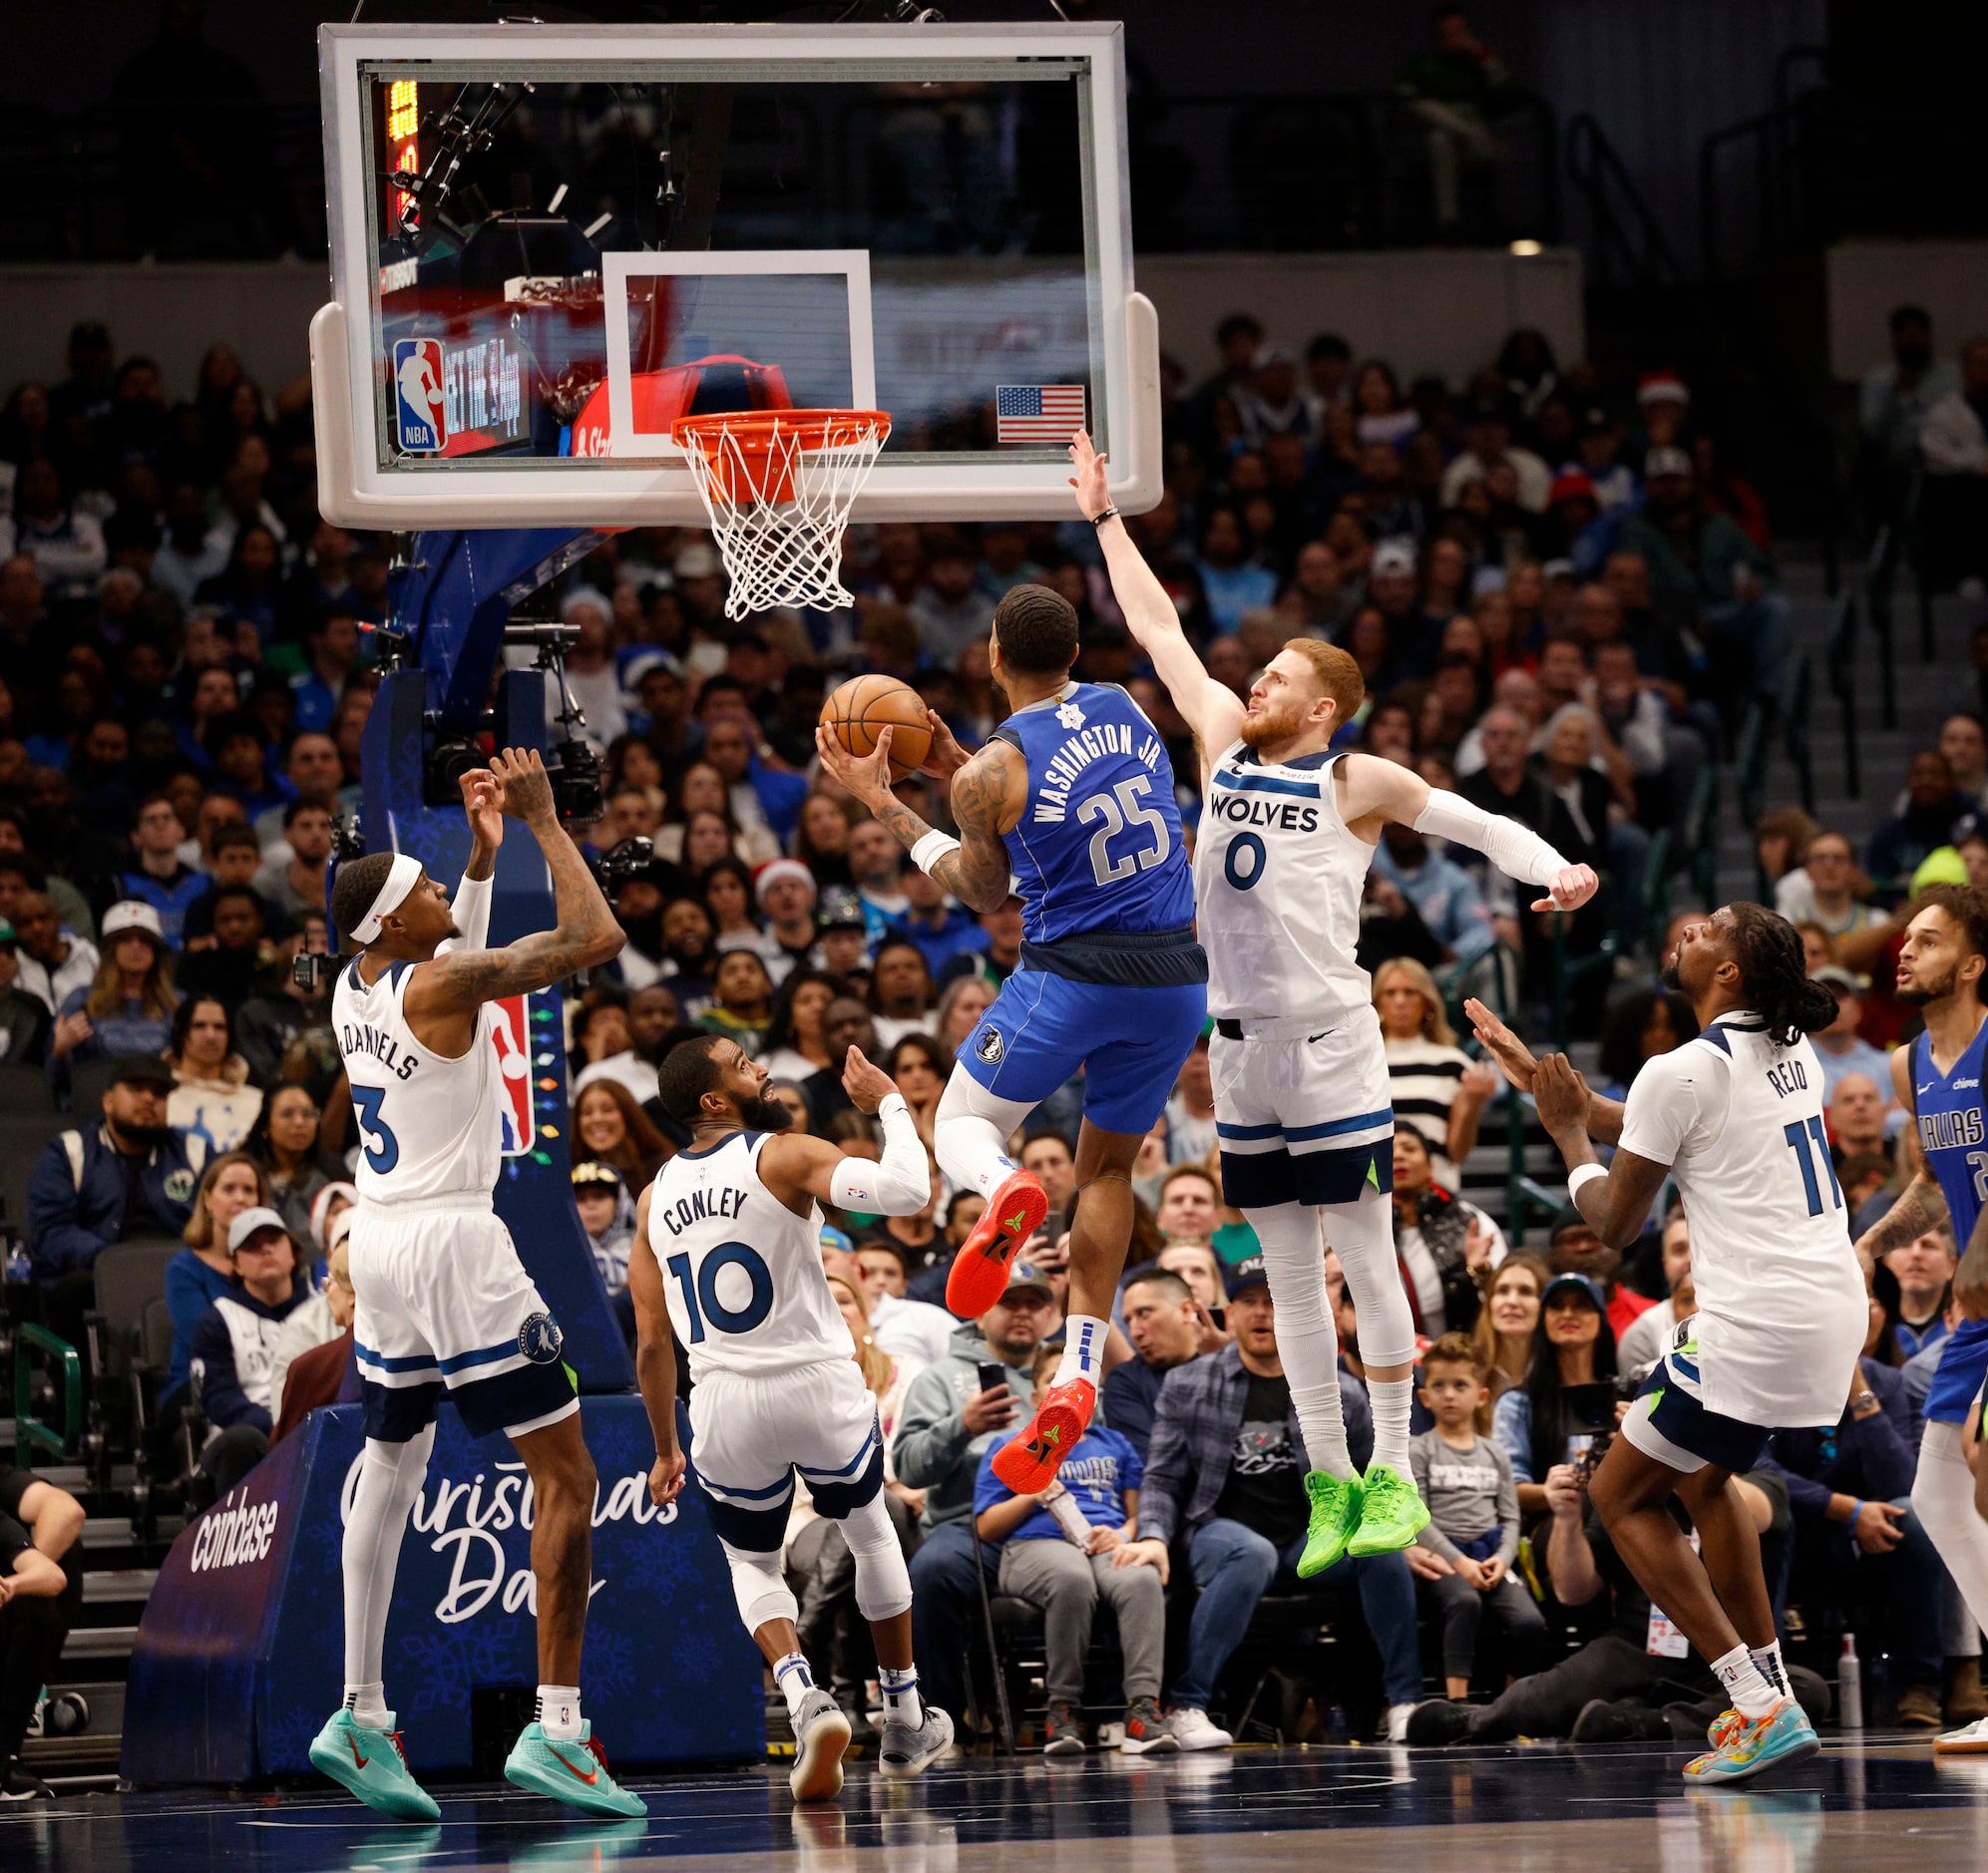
[669,408,891,452]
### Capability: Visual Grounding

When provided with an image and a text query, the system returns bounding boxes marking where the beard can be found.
[1660,958,1683,991]
[115,1119,173,1150]
[740,1091,793,1131]
[1238,693,1307,749]
[1897,959,1958,1008]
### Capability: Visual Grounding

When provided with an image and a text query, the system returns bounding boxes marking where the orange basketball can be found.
[820,675,934,781]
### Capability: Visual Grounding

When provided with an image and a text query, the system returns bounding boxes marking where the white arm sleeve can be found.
[441,873,493,954]
[828,1093,931,1216]
[1413,787,1571,889]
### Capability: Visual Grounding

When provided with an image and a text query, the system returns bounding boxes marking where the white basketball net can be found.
[673,411,890,617]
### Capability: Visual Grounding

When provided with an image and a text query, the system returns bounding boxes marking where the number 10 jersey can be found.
[332,954,504,1203]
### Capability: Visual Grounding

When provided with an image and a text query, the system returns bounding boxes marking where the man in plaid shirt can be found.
[1117,1257,1424,1747]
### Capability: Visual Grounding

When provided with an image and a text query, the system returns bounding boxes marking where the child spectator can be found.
[973,1360,1175,1757]
[1409,1333,1549,1699]
[572,1160,634,1292]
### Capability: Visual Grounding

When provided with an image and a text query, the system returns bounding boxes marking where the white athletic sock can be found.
[343,1682,390,1729]
[1368,1377,1413,1478]
[1915,1421,1988,1635]
[773,1652,816,1720]
[1052,1314,1107,1389]
[537,1685,583,1740]
[1245,1204,1353,1478]
[1712,1645,1780,1719]
[341,1427,433,1717]
[1749,1639,1789,1696]
[879,1665,924,1729]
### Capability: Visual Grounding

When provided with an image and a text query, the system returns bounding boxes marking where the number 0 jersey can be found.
[1192,741,1377,1024]
[1616,1010,1865,1428]
[646,1131,848,1381]
[332,955,504,1202]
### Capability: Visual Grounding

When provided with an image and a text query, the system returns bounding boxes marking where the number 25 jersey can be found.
[646,1131,849,1381]
[1616,1010,1865,1428]
[332,955,504,1202]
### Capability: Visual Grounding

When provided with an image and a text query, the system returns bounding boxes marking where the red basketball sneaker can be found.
[991,1376,1096,1493]
[944,1168,1049,1315]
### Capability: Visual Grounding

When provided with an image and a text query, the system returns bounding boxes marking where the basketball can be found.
[820,675,934,780]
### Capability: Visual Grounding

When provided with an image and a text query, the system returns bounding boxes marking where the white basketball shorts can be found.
[1210,1002,1395,1208]
[348,1192,577,1443]
[688,1357,884,1554]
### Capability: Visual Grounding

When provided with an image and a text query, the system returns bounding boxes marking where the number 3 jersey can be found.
[646,1131,848,1381]
[332,956,504,1202]
[1616,1010,1865,1428]
[1193,740,1377,1023]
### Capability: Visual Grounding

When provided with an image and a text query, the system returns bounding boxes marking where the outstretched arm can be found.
[759,1046,933,1216]
[408,749,623,1015]
[1339,754,1598,914]
[814,725,1019,915]
[628,1188,687,1510]
[442,769,501,953]
[1465,996,1626,1144]
[1533,1053,1669,1247]
[1068,431,1245,755]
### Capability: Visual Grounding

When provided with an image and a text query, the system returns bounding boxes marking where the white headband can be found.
[351,853,423,944]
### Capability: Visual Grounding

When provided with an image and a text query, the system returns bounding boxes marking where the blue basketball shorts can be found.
[1623,1338,1770,1477]
[956,966,1207,1136]
[1924,1316,1988,1426]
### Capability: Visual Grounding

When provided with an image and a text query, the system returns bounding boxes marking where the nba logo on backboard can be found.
[490,994,534,1155]
[392,337,447,453]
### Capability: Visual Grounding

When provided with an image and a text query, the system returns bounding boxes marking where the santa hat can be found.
[1636,372,1690,408]
[310,1180,357,1253]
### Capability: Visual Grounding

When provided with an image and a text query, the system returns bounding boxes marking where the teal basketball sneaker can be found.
[308,1708,440,1821]
[504,1719,647,1817]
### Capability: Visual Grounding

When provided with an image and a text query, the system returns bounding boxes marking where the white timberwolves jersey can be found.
[1193,741,1377,1023]
[647,1131,848,1380]
[1617,1010,1865,1427]
[331,956,503,1202]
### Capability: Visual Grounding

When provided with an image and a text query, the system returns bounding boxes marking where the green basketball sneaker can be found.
[1347,1463,1430,1557]
[1296,1470,1363,1579]
[504,1719,648,1818]
[308,1708,440,1821]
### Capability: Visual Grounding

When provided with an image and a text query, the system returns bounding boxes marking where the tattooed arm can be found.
[1850,1045,1946,1273]
[814,723,1020,914]
[403,749,624,1046]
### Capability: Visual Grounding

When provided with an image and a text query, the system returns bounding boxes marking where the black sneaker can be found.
[1571,1698,1668,1744]
[1402,1698,1475,1747]
[1042,1699,1085,1757]
[1,1760,52,1803]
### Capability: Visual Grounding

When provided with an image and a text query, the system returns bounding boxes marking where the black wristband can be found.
[1090,506,1120,528]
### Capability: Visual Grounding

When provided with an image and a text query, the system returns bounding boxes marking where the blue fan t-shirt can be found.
[974,1425,1143,1543]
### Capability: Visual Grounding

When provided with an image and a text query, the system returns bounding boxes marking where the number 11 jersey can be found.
[332,955,504,1202]
[1616,1010,1865,1428]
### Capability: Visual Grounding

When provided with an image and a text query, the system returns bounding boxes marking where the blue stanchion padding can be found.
[122,1396,763,1783]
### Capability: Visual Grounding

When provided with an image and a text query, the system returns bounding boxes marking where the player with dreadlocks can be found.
[1467,904,1862,1782]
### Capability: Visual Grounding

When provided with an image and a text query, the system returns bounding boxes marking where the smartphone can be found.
[1206,1303,1226,1330]
[976,1360,1010,1399]
[1037,1214,1066,1253]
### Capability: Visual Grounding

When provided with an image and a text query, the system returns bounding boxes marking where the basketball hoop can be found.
[671,409,891,616]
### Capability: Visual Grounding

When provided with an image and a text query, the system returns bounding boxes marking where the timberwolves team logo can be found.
[975,1025,1005,1065]
[517,1312,564,1364]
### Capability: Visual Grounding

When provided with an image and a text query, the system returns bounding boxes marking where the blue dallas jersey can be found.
[1914,1016,1988,1249]
[993,681,1197,954]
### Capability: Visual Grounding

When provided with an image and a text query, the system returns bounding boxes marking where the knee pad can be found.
[836,1489,914,1623]
[720,1538,799,1634]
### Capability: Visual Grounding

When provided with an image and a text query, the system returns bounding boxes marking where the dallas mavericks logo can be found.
[517,1312,564,1363]
[976,1025,1005,1065]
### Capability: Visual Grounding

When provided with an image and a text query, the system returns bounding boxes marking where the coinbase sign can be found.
[123,1397,762,1783]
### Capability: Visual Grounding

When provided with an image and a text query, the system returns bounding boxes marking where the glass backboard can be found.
[311,21,1159,531]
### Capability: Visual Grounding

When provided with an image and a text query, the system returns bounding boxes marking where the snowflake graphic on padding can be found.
[262,1698,327,1773]
[582,1626,636,1703]
[398,1619,524,1716]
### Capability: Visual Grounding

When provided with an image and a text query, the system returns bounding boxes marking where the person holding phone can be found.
[1489,1273,1619,1520]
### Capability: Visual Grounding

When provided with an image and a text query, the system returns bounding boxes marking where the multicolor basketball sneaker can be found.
[1682,1699,1819,1783]
[991,1375,1095,1493]
[946,1168,1049,1315]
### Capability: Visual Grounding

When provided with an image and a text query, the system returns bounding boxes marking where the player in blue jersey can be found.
[1849,884,1988,1750]
[817,582,1206,1494]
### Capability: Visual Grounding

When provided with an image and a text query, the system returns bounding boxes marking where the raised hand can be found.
[841,1044,900,1115]
[919,708,972,783]
[813,721,897,809]
[1532,864,1600,915]
[1464,996,1539,1091]
[460,767,504,852]
[490,747,557,825]
[1533,1053,1591,1140]
[1066,429,1112,520]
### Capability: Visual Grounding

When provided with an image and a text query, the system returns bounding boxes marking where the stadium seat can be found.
[0,1064,54,1115]
[0,1111,68,1240]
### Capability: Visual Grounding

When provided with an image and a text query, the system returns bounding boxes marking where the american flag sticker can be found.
[996,384,1087,444]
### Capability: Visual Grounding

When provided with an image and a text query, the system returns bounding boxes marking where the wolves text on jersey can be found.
[340,1020,419,1081]
[1207,792,1322,834]
[1030,723,1164,824]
